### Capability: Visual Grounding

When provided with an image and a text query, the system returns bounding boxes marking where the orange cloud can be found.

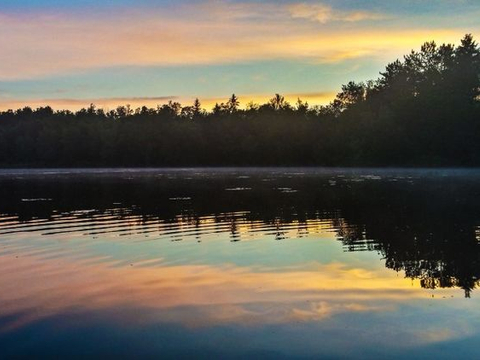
[0,5,476,80]
[288,3,387,23]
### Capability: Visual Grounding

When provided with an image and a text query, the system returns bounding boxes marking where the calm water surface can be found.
[1,168,480,359]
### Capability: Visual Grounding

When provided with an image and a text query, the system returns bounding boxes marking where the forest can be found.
[0,34,479,167]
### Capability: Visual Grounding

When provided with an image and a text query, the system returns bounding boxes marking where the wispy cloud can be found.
[288,2,387,23]
[0,1,474,81]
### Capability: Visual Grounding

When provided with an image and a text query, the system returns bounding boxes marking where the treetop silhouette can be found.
[0,34,478,167]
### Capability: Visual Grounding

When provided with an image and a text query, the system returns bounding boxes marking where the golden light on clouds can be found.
[0,4,476,81]
[0,1,479,111]
[288,3,387,23]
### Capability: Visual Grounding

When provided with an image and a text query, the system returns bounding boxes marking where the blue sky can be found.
[0,0,479,110]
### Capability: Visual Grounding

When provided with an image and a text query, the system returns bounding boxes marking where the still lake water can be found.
[1,168,480,358]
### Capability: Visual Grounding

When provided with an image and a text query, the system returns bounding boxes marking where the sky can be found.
[0,0,479,111]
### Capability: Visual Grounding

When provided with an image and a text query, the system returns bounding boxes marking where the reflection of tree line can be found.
[161,211,320,242]
[337,199,480,298]
[338,226,480,297]
[1,173,480,296]
[215,210,480,298]
[94,208,480,298]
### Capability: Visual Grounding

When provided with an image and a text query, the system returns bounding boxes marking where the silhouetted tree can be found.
[226,94,240,113]
[269,93,289,110]
[0,34,479,167]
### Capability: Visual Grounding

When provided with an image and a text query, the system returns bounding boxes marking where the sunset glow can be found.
[1,0,479,110]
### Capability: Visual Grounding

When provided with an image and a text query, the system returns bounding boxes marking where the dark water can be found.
[1,168,480,359]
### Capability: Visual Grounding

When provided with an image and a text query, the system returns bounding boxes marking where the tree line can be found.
[1,34,479,167]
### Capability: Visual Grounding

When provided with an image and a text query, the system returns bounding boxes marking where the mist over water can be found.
[1,168,480,358]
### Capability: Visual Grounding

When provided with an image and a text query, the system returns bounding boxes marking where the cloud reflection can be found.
[0,251,448,334]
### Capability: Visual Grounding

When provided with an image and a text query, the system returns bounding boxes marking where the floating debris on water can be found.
[362,175,382,180]
[277,187,298,193]
[21,198,53,202]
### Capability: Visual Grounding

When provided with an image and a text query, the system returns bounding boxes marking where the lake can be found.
[1,168,480,359]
